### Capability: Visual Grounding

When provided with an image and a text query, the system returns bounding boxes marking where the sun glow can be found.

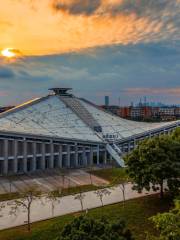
[1,48,16,58]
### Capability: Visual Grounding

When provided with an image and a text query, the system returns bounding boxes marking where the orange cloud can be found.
[0,0,179,56]
[53,0,101,15]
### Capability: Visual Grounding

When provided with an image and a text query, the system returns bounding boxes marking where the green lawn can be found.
[90,167,130,184]
[0,192,20,202]
[0,194,172,240]
[61,184,100,196]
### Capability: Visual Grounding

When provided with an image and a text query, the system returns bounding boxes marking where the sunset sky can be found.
[0,0,180,105]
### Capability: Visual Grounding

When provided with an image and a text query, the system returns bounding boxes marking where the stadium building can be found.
[0,88,179,176]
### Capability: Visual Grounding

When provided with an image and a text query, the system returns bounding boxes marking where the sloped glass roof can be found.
[0,93,178,143]
[80,99,179,141]
[0,95,101,142]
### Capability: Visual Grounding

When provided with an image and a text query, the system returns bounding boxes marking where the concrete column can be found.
[104,151,107,165]
[128,142,131,153]
[4,139,8,175]
[67,145,70,168]
[75,143,78,167]
[41,143,45,170]
[109,154,113,164]
[59,145,62,168]
[90,146,93,166]
[23,140,27,173]
[32,142,36,171]
[14,140,18,173]
[97,145,100,165]
[83,147,87,166]
[50,141,54,169]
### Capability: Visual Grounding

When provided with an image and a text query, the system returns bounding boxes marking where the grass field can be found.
[0,194,172,240]
[90,167,130,184]
[61,184,100,196]
[0,192,20,202]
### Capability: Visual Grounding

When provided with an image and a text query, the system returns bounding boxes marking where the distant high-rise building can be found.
[105,96,109,106]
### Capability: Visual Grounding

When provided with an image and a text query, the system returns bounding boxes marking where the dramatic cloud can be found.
[54,0,101,15]
[102,0,171,16]
[0,43,179,105]
[10,49,22,55]
[0,67,15,78]
[53,0,171,16]
[0,1,179,106]
[0,0,179,55]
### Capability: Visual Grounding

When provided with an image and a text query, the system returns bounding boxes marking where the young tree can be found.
[62,173,65,189]
[58,169,66,189]
[126,135,180,198]
[7,176,13,193]
[46,188,62,217]
[58,215,133,240]
[6,175,17,194]
[119,182,127,207]
[67,178,71,194]
[94,188,111,207]
[74,188,86,211]
[9,186,42,232]
[88,165,93,185]
[150,199,180,240]
[112,176,129,207]
[0,201,5,218]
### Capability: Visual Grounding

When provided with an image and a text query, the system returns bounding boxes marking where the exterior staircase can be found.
[106,143,125,167]
[59,95,124,167]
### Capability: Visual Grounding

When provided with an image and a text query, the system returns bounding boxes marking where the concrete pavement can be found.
[0,183,156,231]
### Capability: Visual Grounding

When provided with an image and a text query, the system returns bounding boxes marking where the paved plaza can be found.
[0,169,108,194]
[0,168,159,231]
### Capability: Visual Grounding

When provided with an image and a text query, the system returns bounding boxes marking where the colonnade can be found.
[0,137,106,175]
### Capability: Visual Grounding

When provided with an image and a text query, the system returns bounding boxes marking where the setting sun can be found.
[1,48,16,58]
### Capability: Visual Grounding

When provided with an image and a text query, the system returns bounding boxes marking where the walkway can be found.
[0,183,157,230]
